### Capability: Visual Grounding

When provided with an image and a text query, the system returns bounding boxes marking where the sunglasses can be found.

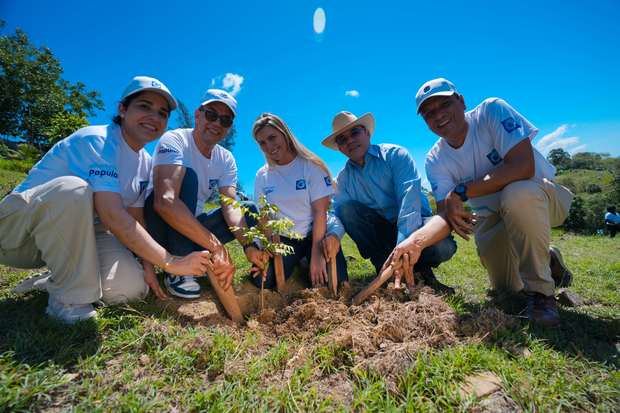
[335,126,365,146]
[201,108,234,128]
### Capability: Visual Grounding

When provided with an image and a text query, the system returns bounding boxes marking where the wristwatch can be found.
[454,183,468,202]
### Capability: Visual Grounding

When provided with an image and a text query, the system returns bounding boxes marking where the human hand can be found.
[166,250,212,277]
[445,192,475,240]
[310,249,328,287]
[209,247,236,291]
[246,246,270,282]
[143,263,168,300]
[321,234,341,261]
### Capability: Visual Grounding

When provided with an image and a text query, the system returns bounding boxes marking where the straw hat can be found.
[321,111,375,150]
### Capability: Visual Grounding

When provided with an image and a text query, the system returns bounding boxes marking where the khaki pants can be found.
[0,176,148,305]
[474,179,573,296]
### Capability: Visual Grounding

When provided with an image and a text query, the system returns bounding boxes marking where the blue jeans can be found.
[252,234,349,289]
[144,168,258,255]
[336,200,456,273]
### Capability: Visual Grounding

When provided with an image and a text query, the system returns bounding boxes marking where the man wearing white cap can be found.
[416,77,574,327]
[146,90,268,299]
[322,111,457,293]
[3,76,214,323]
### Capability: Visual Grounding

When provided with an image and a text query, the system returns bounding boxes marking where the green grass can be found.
[1,172,619,411]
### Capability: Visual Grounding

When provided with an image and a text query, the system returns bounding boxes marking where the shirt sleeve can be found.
[326,211,345,239]
[389,146,424,244]
[219,149,238,189]
[483,98,538,158]
[307,162,335,203]
[253,169,265,205]
[152,131,185,167]
[425,155,456,203]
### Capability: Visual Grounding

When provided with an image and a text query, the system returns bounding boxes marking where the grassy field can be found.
[0,170,618,411]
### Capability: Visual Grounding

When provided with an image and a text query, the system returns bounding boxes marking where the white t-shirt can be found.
[254,156,334,236]
[152,128,237,216]
[425,98,556,217]
[14,124,151,208]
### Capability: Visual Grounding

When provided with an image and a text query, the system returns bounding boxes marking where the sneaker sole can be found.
[164,279,201,299]
[13,270,52,294]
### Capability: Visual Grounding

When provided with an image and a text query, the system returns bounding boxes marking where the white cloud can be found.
[535,124,585,155]
[569,144,587,155]
[345,90,360,98]
[211,73,244,96]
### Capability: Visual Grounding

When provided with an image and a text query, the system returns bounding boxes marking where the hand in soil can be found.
[321,234,341,261]
[209,247,236,290]
[143,263,168,300]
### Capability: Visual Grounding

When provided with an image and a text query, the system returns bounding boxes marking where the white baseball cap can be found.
[200,89,237,116]
[415,78,459,113]
[120,76,177,110]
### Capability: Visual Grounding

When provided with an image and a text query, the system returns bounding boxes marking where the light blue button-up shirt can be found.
[334,143,432,244]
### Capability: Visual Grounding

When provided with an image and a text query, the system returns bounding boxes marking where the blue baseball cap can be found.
[121,76,177,110]
[200,89,237,116]
[415,78,459,113]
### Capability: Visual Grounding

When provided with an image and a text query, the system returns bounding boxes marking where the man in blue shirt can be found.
[322,111,457,293]
[605,206,620,237]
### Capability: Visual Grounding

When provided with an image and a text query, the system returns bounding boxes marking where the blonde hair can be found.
[252,113,334,183]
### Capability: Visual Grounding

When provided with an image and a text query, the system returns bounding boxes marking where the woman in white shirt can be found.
[252,113,348,289]
[3,76,213,323]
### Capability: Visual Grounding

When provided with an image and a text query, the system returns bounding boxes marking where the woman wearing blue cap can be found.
[2,76,213,323]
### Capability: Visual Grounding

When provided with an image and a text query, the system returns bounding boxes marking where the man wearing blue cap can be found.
[146,90,268,299]
[416,78,574,327]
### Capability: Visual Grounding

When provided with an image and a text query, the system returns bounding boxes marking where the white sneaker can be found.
[164,275,201,299]
[13,270,52,294]
[46,295,97,324]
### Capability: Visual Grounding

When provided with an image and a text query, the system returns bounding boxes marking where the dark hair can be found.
[608,206,616,213]
[112,93,141,125]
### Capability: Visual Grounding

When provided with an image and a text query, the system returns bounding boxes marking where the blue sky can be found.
[3,0,619,191]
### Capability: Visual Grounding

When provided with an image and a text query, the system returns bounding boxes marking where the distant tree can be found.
[176,99,193,129]
[564,196,586,232]
[547,148,571,170]
[585,183,602,194]
[0,21,103,149]
[571,152,605,170]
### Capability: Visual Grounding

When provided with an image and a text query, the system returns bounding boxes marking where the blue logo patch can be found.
[296,179,307,190]
[157,146,178,154]
[139,181,148,195]
[263,186,275,194]
[486,149,503,165]
[324,176,332,187]
[209,179,219,189]
[501,117,521,133]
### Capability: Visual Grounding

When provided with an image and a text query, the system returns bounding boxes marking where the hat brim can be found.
[322,113,375,150]
[125,87,178,111]
[416,91,455,113]
[200,98,236,116]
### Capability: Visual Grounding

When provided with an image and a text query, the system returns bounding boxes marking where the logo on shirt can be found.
[209,179,219,189]
[139,181,148,195]
[158,146,178,154]
[501,117,521,133]
[324,176,332,187]
[486,149,503,165]
[263,186,275,194]
[295,179,307,190]
[88,168,118,178]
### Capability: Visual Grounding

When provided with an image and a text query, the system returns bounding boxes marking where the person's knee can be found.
[421,236,457,267]
[500,180,542,213]
[335,201,368,226]
[101,259,148,304]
